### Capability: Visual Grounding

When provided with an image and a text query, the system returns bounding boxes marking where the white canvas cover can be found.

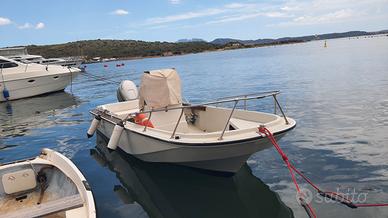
[139,68,182,109]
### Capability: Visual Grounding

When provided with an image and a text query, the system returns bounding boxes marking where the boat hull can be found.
[0,72,78,102]
[96,119,288,173]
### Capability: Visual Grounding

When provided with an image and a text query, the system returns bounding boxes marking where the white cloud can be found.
[290,9,355,25]
[264,12,290,18]
[207,10,290,24]
[146,8,226,25]
[140,0,388,29]
[280,6,300,12]
[0,17,11,26]
[205,2,292,25]
[269,0,388,27]
[35,22,45,29]
[18,22,45,30]
[18,23,32,29]
[207,13,262,24]
[168,0,181,4]
[112,9,129,16]
[147,24,169,30]
[145,2,285,26]
[224,3,250,9]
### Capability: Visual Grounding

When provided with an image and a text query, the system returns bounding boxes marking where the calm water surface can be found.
[1,36,388,218]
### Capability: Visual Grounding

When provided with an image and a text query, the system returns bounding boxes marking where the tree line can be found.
[27,40,223,59]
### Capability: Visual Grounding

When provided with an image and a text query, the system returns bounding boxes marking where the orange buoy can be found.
[134,114,154,128]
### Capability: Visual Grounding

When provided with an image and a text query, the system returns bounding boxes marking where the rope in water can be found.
[257,126,388,218]
[257,126,317,217]
[80,71,121,85]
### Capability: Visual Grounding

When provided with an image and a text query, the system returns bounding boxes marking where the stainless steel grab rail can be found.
[135,91,280,115]
[0,64,5,85]
[218,100,238,140]
[99,90,289,140]
[170,108,184,139]
[216,90,280,101]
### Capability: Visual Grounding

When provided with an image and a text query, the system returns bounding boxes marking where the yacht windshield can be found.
[0,59,19,68]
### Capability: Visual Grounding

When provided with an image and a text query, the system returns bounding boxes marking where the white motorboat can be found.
[0,56,81,102]
[88,69,296,173]
[0,148,96,218]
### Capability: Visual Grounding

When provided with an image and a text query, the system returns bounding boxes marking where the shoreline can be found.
[83,40,305,64]
[95,33,388,63]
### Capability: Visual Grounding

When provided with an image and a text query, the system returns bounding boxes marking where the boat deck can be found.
[0,189,83,218]
[229,118,263,130]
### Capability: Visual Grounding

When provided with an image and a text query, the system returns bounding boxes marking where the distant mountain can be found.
[177,38,206,43]
[211,37,302,45]
[211,30,388,45]
[211,38,247,45]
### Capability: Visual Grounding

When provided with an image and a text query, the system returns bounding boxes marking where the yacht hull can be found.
[0,72,78,102]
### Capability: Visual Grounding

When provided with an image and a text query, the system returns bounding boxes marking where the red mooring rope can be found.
[257,126,388,218]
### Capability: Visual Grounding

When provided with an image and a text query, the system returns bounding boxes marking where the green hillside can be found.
[27,40,222,59]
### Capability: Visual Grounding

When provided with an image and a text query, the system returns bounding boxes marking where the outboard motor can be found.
[117,80,139,102]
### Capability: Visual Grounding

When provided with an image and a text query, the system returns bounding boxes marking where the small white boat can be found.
[0,148,96,218]
[0,56,81,102]
[88,69,296,173]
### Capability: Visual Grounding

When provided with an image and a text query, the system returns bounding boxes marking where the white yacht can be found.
[0,47,83,68]
[88,69,296,173]
[41,57,83,68]
[10,56,83,69]
[0,56,81,102]
[9,54,43,64]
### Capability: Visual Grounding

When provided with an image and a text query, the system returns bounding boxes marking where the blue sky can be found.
[1,0,388,47]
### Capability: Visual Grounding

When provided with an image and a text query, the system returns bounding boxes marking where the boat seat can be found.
[229,118,261,130]
[0,194,84,218]
[156,121,204,133]
[114,108,138,117]
[2,169,37,195]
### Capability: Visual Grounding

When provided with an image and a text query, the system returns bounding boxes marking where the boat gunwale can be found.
[0,149,96,218]
[0,156,40,167]
[90,109,296,147]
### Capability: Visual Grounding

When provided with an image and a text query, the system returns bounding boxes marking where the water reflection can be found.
[1,37,387,217]
[0,92,80,138]
[91,133,294,218]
